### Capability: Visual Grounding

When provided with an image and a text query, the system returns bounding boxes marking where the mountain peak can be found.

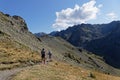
[0,12,28,32]
[12,15,28,31]
[34,32,47,37]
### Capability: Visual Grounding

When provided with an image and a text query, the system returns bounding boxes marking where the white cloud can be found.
[98,4,103,8]
[52,0,101,31]
[106,12,118,20]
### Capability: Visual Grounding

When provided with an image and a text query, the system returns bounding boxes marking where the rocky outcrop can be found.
[12,15,28,31]
[0,12,42,52]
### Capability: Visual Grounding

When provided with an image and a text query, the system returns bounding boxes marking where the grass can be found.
[11,61,120,80]
[0,37,41,70]
[0,63,20,70]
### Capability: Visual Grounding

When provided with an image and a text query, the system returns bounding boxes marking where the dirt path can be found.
[0,62,46,80]
[0,68,24,80]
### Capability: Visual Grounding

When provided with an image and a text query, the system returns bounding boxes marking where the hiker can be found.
[48,51,52,61]
[41,48,46,64]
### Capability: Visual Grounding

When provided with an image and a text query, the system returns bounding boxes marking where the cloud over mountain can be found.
[52,0,101,31]
[106,12,118,20]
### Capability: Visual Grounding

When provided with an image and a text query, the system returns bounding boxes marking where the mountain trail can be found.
[0,67,26,80]
[0,62,43,80]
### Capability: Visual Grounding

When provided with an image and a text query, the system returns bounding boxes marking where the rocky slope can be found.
[51,21,120,68]
[85,25,120,68]
[0,12,44,52]
[37,35,120,76]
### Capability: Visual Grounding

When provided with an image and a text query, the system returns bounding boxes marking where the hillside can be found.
[0,26,40,70]
[51,21,120,68]
[0,12,44,52]
[11,61,120,80]
[37,35,120,76]
[85,25,120,68]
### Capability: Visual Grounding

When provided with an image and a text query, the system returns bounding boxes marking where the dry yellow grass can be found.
[12,61,120,80]
[0,38,41,70]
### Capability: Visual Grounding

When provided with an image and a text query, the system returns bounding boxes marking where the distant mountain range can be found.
[49,21,120,68]
[34,32,47,37]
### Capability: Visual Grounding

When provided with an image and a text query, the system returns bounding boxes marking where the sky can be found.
[0,0,120,33]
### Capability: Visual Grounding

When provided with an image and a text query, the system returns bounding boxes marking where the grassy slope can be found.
[40,36,120,76]
[0,35,41,70]
[12,61,120,80]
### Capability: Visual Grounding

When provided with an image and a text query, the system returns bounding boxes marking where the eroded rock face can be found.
[0,12,28,32]
[12,15,28,32]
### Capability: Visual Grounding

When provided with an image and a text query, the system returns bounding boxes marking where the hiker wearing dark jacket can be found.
[41,48,46,64]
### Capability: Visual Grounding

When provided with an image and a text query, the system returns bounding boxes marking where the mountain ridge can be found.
[50,21,120,68]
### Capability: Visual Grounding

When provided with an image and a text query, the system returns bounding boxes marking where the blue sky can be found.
[0,0,120,33]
